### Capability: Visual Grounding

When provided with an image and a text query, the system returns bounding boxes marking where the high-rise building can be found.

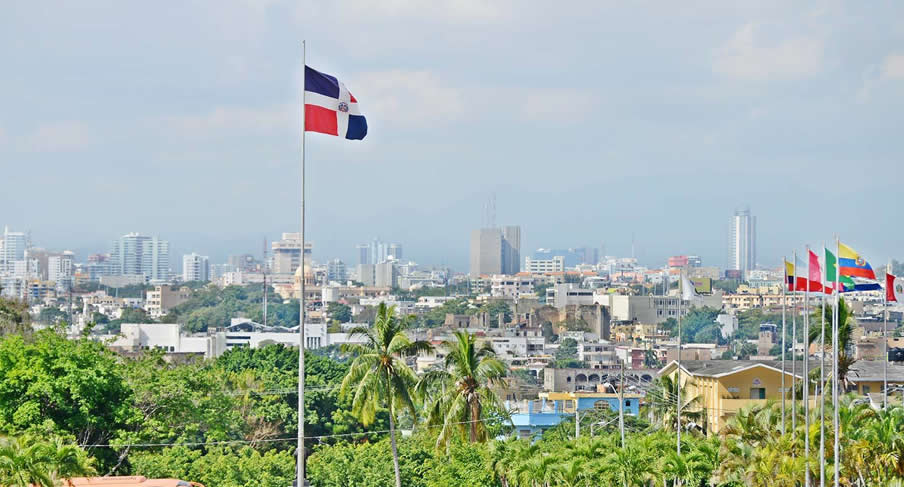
[47,251,74,288]
[109,233,170,282]
[388,243,403,260]
[85,254,113,281]
[356,239,403,265]
[729,208,756,278]
[271,233,313,275]
[182,253,210,282]
[469,225,521,276]
[326,259,347,283]
[1,227,27,274]
[356,244,370,265]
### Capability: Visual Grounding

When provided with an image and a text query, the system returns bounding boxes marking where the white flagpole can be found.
[781,257,787,436]
[820,243,827,487]
[297,40,308,487]
[677,275,682,456]
[833,237,840,487]
[804,246,810,487]
[792,250,798,435]
[885,259,889,409]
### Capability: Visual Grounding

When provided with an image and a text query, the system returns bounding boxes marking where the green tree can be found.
[808,297,856,386]
[131,445,294,487]
[419,331,508,449]
[0,298,31,338]
[0,331,135,471]
[326,302,352,323]
[340,303,431,487]
[37,307,67,325]
[0,434,95,487]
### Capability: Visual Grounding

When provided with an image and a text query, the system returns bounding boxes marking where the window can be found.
[862,385,870,394]
[750,388,766,399]
[625,400,631,407]
[594,400,611,411]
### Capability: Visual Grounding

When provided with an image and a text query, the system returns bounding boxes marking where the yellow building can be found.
[846,360,904,395]
[659,360,815,433]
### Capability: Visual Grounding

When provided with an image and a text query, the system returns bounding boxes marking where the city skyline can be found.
[2,2,902,273]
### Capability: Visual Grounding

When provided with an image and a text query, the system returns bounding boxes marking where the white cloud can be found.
[517,88,600,122]
[353,70,466,127]
[17,121,99,152]
[881,53,904,79]
[161,105,295,138]
[713,23,824,80]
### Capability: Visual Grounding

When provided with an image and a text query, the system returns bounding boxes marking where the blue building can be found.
[509,392,642,439]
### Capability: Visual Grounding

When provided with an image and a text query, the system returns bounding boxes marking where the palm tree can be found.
[644,375,704,432]
[418,330,508,449]
[0,435,94,487]
[340,303,432,487]
[808,297,855,387]
[602,445,657,487]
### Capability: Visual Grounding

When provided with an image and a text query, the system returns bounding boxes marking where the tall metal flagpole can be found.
[820,243,827,487]
[885,259,890,409]
[297,40,307,487]
[781,258,787,435]
[792,250,798,435]
[833,237,840,487]
[804,246,811,487]
[677,275,682,456]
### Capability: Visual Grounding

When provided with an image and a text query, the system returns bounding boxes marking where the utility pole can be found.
[575,406,580,439]
[619,358,626,449]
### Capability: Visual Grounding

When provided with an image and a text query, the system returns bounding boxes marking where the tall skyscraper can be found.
[356,244,370,265]
[388,243,403,260]
[470,225,521,276]
[356,239,403,265]
[326,259,347,283]
[729,208,756,278]
[110,233,171,282]
[182,253,210,282]
[1,227,27,274]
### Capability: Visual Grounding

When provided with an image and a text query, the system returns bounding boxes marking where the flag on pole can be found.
[784,259,795,291]
[888,272,903,303]
[304,66,368,140]
[826,247,881,292]
[838,242,877,279]
[681,274,699,301]
[808,249,824,293]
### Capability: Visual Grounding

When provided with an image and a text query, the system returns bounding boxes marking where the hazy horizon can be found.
[3,2,902,272]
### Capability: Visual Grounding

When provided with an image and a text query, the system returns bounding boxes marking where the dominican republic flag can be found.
[304,66,367,140]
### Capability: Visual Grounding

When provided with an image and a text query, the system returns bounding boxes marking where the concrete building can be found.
[660,360,813,433]
[597,293,724,324]
[326,259,347,283]
[271,233,312,275]
[374,261,398,287]
[0,227,26,274]
[357,263,375,286]
[110,233,170,282]
[469,226,521,276]
[509,392,641,439]
[356,244,370,265]
[47,251,74,289]
[145,285,192,319]
[182,253,210,282]
[490,275,534,300]
[729,208,756,278]
[524,256,565,274]
[547,284,594,308]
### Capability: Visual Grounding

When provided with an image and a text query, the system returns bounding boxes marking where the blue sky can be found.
[1,1,902,271]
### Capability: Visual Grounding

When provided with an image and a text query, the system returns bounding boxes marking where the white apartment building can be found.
[182,253,210,282]
[547,284,595,308]
[110,233,171,282]
[524,256,565,274]
[490,275,535,300]
[1,227,26,274]
[47,251,74,289]
[729,208,756,278]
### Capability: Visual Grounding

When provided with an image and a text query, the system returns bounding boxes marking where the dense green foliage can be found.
[161,285,298,332]
[0,329,376,485]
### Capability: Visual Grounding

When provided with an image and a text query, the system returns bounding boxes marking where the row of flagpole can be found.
[780,238,898,487]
